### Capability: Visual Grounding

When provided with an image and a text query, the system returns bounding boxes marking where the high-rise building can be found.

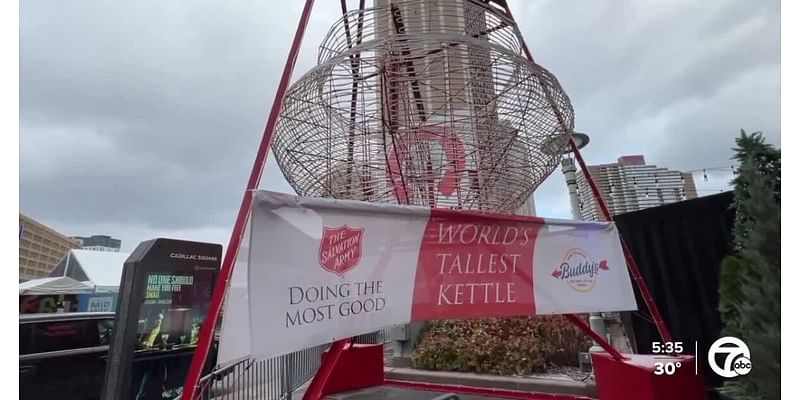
[576,155,698,221]
[368,0,536,212]
[19,214,81,281]
[72,235,122,252]
[516,193,536,216]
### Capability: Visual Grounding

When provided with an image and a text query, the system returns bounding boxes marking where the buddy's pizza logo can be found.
[319,225,365,276]
[550,248,609,292]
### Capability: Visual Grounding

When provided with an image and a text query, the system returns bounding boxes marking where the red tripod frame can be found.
[182,1,673,399]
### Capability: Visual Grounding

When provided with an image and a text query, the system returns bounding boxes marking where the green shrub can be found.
[412,316,590,375]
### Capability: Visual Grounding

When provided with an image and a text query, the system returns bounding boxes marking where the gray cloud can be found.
[516,0,780,215]
[21,0,780,251]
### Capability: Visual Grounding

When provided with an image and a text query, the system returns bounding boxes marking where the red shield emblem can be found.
[318,225,365,276]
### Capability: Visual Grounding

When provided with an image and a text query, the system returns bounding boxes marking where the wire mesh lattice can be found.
[273,0,574,213]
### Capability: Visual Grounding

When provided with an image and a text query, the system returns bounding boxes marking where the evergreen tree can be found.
[718,131,780,400]
[729,130,781,244]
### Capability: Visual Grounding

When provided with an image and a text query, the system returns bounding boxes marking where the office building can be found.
[72,235,122,252]
[576,155,698,221]
[19,214,81,281]
[368,0,536,213]
[516,193,536,216]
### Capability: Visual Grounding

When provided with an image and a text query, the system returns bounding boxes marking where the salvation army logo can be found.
[318,225,365,276]
[551,248,609,292]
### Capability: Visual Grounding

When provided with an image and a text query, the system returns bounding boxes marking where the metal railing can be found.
[196,329,390,400]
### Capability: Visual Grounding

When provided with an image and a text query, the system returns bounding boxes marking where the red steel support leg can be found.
[181,1,316,399]
[303,339,350,400]
[503,5,673,346]
[568,141,674,345]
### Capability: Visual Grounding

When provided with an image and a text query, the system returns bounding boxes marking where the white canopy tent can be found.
[48,249,130,292]
[19,276,96,295]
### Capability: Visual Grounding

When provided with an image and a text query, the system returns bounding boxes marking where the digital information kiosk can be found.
[102,238,221,400]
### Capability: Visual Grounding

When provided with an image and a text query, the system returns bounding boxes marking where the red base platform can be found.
[319,343,385,396]
[591,353,707,400]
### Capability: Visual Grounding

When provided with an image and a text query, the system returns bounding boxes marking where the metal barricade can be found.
[195,328,391,399]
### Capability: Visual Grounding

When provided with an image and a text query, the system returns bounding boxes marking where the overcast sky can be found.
[20,0,780,252]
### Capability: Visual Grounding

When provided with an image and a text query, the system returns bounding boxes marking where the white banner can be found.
[218,191,637,363]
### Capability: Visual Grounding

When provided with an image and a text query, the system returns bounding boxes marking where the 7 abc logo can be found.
[707,336,752,378]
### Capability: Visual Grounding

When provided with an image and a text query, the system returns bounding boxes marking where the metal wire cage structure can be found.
[273,0,574,213]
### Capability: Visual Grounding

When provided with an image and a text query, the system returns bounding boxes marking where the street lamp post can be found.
[543,132,608,353]
[561,156,581,220]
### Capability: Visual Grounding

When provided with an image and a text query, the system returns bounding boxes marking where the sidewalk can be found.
[291,367,598,399]
[384,367,598,399]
